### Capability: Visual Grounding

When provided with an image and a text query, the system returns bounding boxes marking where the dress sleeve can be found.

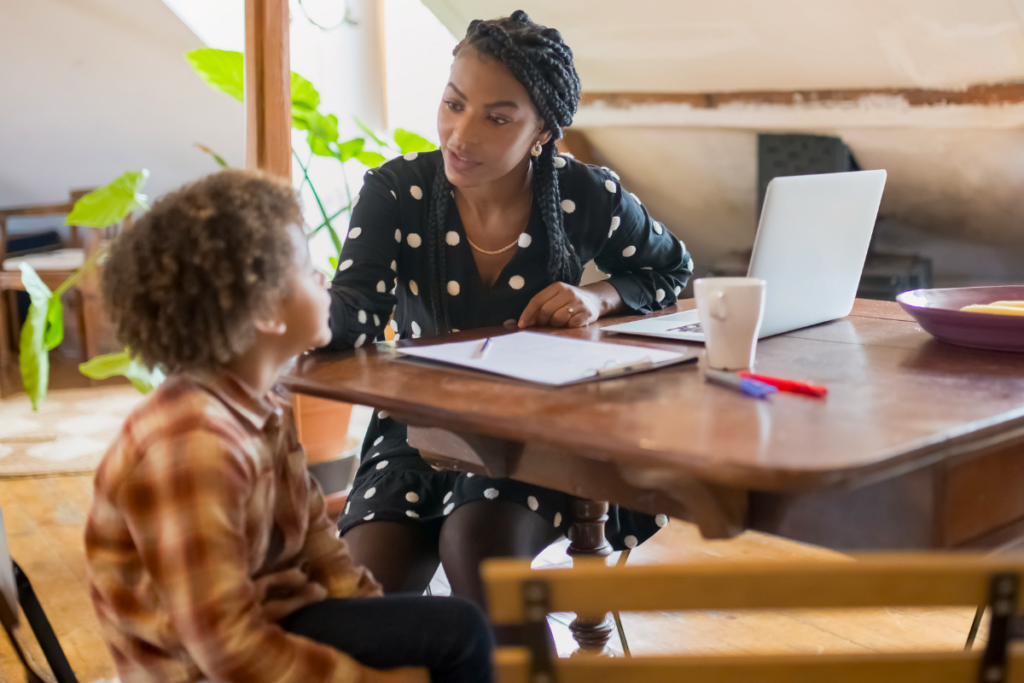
[324,168,402,350]
[592,173,694,315]
[120,431,365,683]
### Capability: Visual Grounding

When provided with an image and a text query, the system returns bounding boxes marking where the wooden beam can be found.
[245,0,292,180]
[580,81,1024,110]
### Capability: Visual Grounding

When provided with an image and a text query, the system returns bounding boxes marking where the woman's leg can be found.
[282,595,494,683]
[342,521,440,594]
[439,500,562,607]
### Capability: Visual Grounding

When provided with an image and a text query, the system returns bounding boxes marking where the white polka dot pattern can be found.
[407,233,422,248]
[394,229,401,242]
[354,334,366,348]
[623,246,637,257]
[390,319,398,331]
[444,491,453,504]
[390,260,397,271]
[527,496,539,511]
[509,275,525,290]
[553,512,562,527]
[411,321,421,337]
[409,280,419,296]
[404,152,418,161]
[553,156,567,169]
[378,410,389,420]
[406,510,419,518]
[561,199,575,213]
[674,286,683,296]
[374,436,384,446]
[655,514,669,527]
[444,503,455,515]
[390,190,397,200]
[447,281,460,296]
[624,535,638,548]
[358,310,367,324]
[376,281,386,293]
[604,179,617,193]
[609,216,620,238]
[654,223,663,235]
[375,460,388,470]
[373,314,380,326]
[656,289,665,302]
[348,227,362,239]
[410,185,423,200]
[406,491,420,503]
[484,488,499,500]
[364,487,377,499]
[339,259,353,271]
[364,513,375,520]
[446,231,460,246]
[518,233,532,248]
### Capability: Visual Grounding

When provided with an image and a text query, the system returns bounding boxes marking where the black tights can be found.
[343,499,562,608]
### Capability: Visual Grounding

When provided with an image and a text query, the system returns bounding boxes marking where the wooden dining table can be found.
[284,298,1024,651]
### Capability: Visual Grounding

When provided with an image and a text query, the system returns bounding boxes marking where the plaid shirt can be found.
[85,371,380,683]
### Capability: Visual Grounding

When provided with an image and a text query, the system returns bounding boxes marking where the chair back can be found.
[484,555,1024,683]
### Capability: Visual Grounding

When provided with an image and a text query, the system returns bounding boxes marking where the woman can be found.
[326,11,693,607]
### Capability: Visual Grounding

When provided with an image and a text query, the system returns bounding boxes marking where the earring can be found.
[531,141,543,157]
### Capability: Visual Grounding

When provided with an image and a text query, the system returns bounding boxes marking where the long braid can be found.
[423,10,582,332]
[425,159,453,334]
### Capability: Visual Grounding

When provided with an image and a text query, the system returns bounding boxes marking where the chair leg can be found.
[966,605,985,650]
[612,548,631,657]
[0,289,13,367]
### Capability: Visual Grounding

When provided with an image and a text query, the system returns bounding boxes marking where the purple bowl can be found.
[897,285,1024,353]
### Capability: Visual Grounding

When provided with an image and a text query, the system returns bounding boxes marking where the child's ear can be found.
[253,309,287,336]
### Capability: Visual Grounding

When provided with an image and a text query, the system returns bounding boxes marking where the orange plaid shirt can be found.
[85,371,380,683]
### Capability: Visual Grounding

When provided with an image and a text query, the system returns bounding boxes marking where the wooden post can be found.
[244,0,355,492]
[245,0,292,180]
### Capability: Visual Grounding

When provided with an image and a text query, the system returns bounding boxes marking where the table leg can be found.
[566,497,614,655]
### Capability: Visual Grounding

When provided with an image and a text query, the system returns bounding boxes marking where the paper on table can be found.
[395,331,695,386]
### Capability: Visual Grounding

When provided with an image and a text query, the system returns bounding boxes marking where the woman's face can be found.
[438,47,552,189]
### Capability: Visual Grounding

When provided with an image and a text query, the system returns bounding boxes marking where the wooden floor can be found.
[0,473,985,682]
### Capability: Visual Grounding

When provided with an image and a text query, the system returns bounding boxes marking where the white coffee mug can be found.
[694,277,767,371]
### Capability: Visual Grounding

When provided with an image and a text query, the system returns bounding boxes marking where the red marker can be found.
[737,372,828,397]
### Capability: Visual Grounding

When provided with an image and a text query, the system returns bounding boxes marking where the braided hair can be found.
[424,10,582,333]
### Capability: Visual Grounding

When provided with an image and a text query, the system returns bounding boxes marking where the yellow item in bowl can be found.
[989,301,1024,309]
[960,304,1024,316]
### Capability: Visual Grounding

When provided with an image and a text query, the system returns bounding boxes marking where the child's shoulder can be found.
[94,376,255,488]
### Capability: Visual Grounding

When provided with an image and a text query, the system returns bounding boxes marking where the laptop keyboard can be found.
[666,322,704,334]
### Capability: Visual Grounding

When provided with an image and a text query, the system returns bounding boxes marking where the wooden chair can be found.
[0,192,121,376]
[484,554,1024,683]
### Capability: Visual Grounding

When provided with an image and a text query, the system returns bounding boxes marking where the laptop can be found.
[603,169,887,342]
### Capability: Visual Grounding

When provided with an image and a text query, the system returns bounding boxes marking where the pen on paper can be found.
[472,338,492,359]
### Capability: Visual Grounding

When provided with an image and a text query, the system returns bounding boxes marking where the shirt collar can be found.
[190,370,282,431]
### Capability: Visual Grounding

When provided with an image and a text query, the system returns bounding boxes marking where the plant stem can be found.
[55,246,107,296]
[292,150,337,242]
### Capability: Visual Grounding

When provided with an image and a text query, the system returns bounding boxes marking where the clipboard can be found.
[394,331,698,386]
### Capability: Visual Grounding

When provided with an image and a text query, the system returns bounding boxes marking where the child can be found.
[84,170,493,683]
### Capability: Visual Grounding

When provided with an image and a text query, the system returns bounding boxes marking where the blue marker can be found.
[704,369,778,399]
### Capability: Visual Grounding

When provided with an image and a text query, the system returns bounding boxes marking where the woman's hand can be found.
[518,281,624,328]
[254,567,328,622]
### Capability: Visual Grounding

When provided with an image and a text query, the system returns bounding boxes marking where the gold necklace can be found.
[465,233,521,256]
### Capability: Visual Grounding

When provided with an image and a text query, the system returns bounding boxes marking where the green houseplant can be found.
[18,49,436,411]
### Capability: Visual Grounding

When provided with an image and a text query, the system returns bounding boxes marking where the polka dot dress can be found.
[325,150,693,551]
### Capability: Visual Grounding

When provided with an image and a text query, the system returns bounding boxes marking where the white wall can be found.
[0,0,245,207]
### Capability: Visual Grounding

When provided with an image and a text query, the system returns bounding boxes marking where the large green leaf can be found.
[291,72,322,130]
[306,112,339,157]
[66,170,150,228]
[79,350,165,394]
[393,129,437,154]
[18,264,54,410]
[355,151,386,168]
[337,137,365,162]
[43,295,63,351]
[185,48,244,102]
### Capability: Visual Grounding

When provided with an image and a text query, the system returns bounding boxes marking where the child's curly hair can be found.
[102,170,302,373]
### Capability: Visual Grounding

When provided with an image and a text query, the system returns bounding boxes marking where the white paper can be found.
[395,331,691,386]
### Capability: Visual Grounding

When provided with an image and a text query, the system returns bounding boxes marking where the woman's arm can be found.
[520,167,693,328]
[322,168,403,350]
